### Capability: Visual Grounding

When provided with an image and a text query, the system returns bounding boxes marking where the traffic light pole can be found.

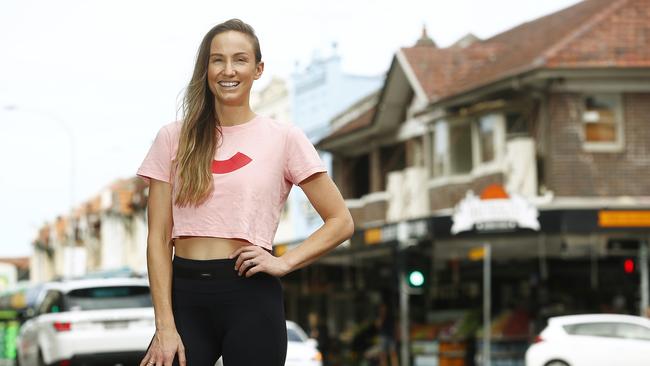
[640,240,649,317]
[483,243,491,366]
[398,247,410,366]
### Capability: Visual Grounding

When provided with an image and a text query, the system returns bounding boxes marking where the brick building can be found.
[295,0,650,364]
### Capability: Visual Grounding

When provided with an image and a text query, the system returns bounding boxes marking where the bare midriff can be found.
[173,236,251,260]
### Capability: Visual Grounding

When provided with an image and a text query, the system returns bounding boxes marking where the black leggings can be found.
[146,255,287,365]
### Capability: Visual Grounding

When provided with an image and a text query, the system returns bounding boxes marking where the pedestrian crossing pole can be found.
[640,240,649,317]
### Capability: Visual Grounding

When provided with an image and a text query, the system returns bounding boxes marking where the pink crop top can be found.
[136,114,327,250]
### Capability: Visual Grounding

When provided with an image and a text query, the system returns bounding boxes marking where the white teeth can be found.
[219,81,239,87]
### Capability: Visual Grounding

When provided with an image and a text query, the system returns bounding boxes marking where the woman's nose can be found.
[224,62,235,75]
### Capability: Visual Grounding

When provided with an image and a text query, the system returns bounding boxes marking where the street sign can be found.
[469,247,486,261]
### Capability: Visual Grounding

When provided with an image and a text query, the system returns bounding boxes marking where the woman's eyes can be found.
[211,58,247,63]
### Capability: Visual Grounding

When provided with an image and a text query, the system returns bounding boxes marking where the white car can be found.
[214,320,322,366]
[17,277,154,366]
[284,320,323,366]
[526,313,650,366]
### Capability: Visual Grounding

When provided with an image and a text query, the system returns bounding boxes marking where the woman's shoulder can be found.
[257,114,300,136]
[162,120,183,134]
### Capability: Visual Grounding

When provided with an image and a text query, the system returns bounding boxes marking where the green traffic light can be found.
[408,270,425,287]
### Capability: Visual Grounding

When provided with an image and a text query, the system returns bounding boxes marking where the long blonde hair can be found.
[173,19,262,207]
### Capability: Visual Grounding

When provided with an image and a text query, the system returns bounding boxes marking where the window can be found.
[407,138,424,167]
[66,286,152,311]
[564,322,616,338]
[477,114,497,163]
[38,290,64,315]
[506,112,529,137]
[380,143,406,189]
[429,121,448,178]
[348,154,369,199]
[582,94,623,150]
[287,328,308,343]
[615,323,650,341]
[429,113,505,178]
[449,123,472,174]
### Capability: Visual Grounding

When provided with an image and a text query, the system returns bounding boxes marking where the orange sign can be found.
[480,184,509,200]
[599,211,650,228]
[469,247,486,261]
[364,228,382,245]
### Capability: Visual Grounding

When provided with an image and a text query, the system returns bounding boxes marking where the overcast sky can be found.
[0,0,582,257]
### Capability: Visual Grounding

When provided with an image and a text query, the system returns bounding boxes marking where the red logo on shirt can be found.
[211,152,252,174]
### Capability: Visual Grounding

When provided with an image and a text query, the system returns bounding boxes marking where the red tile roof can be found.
[401,0,649,102]
[320,0,649,144]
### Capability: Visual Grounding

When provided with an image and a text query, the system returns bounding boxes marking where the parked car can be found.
[525,313,650,366]
[17,277,154,366]
[214,320,322,366]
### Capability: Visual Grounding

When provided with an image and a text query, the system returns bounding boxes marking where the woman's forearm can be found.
[280,215,353,273]
[147,238,176,330]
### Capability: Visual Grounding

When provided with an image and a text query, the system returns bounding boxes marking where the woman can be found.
[136,19,354,366]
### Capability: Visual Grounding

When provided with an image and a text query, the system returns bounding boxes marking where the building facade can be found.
[312,0,650,364]
[286,45,384,247]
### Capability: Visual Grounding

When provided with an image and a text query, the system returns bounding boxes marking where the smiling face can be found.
[207,31,264,107]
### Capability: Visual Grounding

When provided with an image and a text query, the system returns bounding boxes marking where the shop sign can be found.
[599,210,650,228]
[364,219,428,245]
[451,184,540,235]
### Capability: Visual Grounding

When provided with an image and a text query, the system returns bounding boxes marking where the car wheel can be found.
[545,361,569,366]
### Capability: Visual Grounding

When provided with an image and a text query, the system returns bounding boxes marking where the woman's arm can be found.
[146,179,175,330]
[231,171,354,277]
[230,172,354,277]
[279,171,354,272]
[140,179,186,366]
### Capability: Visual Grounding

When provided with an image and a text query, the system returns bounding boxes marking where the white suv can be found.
[525,313,650,366]
[17,277,154,366]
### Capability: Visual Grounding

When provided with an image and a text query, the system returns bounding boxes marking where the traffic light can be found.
[402,246,429,292]
[624,258,635,274]
[408,270,425,288]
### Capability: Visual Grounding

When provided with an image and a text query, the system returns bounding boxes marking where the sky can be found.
[0,0,582,257]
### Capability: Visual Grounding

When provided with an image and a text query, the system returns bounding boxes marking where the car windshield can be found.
[287,328,307,343]
[66,286,152,311]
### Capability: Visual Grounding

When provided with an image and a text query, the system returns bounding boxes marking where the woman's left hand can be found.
[229,245,291,278]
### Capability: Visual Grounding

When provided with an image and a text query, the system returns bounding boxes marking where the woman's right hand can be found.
[140,328,187,366]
